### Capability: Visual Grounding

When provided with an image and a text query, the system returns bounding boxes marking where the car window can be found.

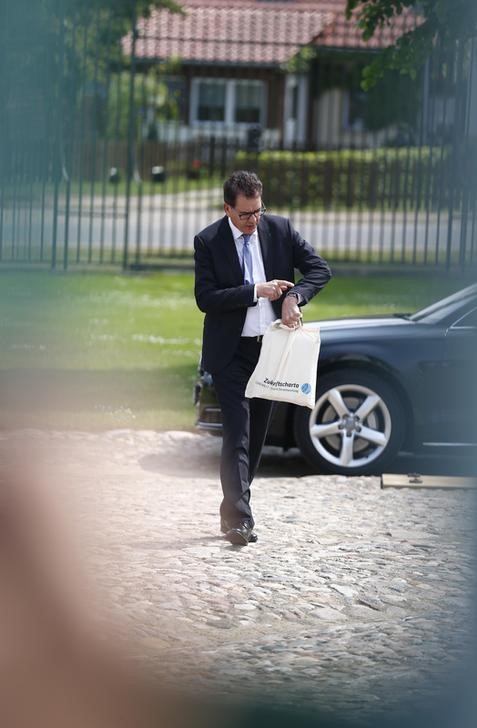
[410,285,477,324]
[451,306,477,329]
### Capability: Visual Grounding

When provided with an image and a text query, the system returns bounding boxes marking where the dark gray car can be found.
[194,284,477,475]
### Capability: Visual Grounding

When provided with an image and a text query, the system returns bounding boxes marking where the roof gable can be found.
[314,4,419,50]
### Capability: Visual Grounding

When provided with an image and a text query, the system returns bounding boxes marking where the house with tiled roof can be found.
[123,0,420,149]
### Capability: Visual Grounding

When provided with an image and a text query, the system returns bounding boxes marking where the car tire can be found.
[293,368,406,475]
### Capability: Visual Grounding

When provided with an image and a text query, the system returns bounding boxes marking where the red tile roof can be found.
[124,1,419,65]
[315,4,419,50]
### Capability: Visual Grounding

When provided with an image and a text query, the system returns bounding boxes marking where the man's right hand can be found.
[256,279,293,301]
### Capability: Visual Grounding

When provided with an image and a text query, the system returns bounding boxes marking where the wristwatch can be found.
[286,291,300,302]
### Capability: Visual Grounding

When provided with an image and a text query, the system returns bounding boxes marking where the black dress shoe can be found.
[221,518,258,542]
[224,521,258,545]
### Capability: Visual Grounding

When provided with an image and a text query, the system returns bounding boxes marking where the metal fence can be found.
[1,4,476,270]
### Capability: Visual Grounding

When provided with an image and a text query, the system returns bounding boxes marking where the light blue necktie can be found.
[242,234,253,285]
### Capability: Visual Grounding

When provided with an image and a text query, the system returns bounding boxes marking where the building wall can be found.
[314,87,396,149]
[146,64,285,146]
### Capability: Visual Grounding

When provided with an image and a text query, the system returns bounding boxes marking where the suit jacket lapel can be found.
[219,216,243,283]
[258,217,274,279]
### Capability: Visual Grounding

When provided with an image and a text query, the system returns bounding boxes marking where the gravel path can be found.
[2,429,475,726]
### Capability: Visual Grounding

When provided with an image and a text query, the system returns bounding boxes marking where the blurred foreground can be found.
[0,429,475,728]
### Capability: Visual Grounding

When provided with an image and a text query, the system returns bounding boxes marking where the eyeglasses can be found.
[233,204,267,221]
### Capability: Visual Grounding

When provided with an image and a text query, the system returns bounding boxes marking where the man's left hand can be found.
[281,296,302,328]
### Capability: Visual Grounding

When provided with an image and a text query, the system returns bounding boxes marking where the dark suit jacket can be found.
[194,214,331,374]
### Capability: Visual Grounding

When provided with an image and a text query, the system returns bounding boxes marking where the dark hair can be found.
[223,170,263,206]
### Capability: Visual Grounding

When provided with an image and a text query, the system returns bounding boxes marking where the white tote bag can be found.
[245,320,321,409]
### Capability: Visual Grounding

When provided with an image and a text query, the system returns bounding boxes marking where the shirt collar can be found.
[228,216,257,243]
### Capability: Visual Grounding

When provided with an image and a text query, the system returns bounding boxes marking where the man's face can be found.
[224,193,262,236]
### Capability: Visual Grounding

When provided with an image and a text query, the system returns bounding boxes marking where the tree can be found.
[2,1,182,95]
[61,0,182,49]
[105,62,183,140]
[345,0,477,88]
[1,1,183,146]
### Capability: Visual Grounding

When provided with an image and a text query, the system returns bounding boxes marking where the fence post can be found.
[51,7,67,272]
[123,18,138,270]
[323,160,333,210]
[460,37,477,267]
[368,161,378,209]
[346,158,354,208]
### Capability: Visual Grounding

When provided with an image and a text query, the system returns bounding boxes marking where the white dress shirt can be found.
[228,218,276,336]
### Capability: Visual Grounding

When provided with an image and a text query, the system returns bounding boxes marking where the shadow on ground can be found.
[140,439,476,479]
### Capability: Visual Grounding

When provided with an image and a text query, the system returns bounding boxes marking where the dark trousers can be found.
[212,338,274,527]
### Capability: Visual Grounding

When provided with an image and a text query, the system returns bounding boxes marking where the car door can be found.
[440,306,477,445]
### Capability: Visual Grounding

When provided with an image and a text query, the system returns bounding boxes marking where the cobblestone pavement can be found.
[2,430,476,726]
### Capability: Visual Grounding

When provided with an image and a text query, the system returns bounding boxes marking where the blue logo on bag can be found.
[301,383,311,394]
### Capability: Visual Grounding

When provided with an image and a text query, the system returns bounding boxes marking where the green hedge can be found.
[234,148,456,211]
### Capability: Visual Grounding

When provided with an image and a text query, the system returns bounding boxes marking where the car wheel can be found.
[294,368,405,475]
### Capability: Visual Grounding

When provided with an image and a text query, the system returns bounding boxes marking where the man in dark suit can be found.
[194,170,331,545]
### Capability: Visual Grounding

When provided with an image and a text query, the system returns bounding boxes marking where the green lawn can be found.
[0,269,465,430]
[3,174,223,202]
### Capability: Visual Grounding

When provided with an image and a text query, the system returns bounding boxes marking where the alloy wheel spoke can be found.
[339,433,355,466]
[355,394,381,421]
[311,421,342,439]
[327,388,351,418]
[358,425,387,447]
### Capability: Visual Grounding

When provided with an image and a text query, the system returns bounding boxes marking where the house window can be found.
[234,81,262,124]
[196,80,226,122]
[191,78,265,126]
